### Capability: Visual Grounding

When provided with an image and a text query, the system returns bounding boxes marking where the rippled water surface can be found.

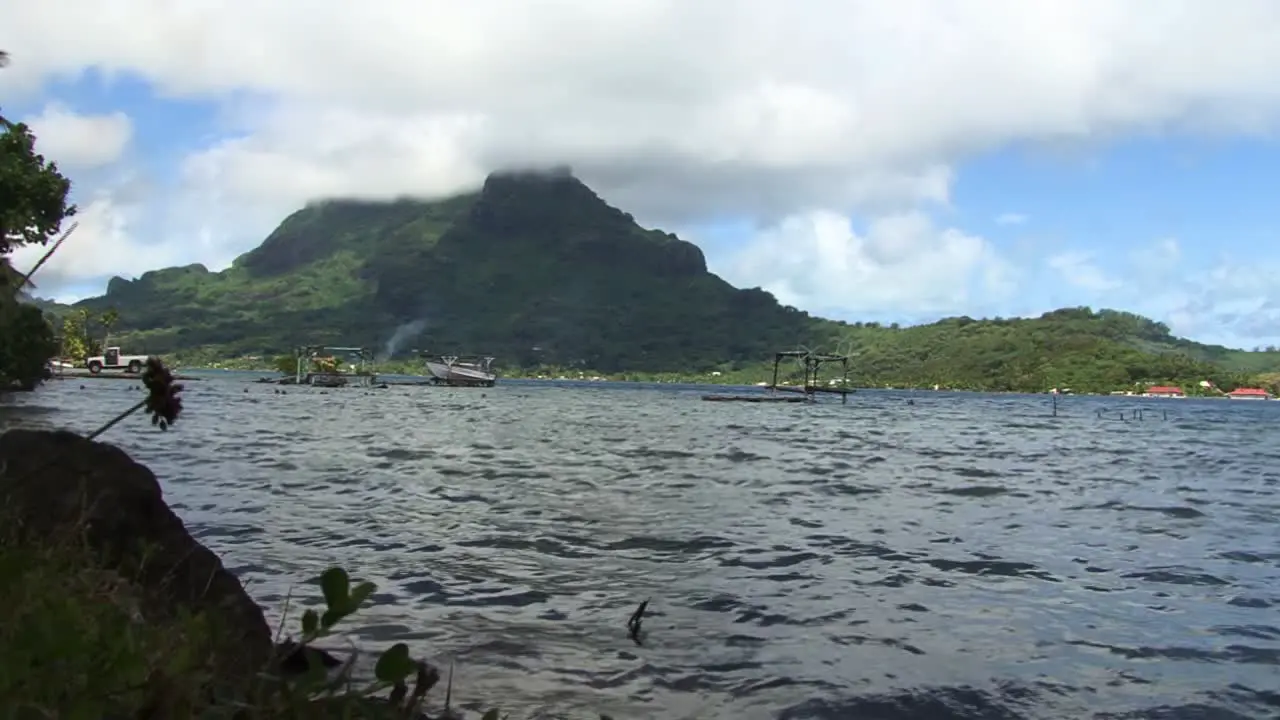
[4,374,1280,719]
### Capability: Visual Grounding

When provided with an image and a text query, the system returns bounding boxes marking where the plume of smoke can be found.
[379,318,427,362]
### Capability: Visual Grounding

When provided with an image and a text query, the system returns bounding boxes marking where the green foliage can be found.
[0,95,77,391]
[0,294,57,390]
[0,514,221,719]
[59,307,102,363]
[99,307,120,346]
[0,119,76,256]
[273,354,298,375]
[252,566,472,720]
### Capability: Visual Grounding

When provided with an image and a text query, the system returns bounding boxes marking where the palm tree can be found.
[100,308,120,348]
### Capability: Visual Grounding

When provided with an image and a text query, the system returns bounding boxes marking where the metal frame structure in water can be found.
[702,349,854,404]
[762,351,855,404]
[294,345,378,388]
[767,350,854,404]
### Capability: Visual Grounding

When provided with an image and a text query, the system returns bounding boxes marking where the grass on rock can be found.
[0,510,500,719]
[0,513,219,718]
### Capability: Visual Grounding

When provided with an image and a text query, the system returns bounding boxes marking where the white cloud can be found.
[6,194,194,295]
[21,103,132,169]
[1131,258,1280,347]
[4,1,1280,217]
[1129,237,1181,274]
[4,0,1280,329]
[995,213,1029,226]
[721,210,1019,316]
[1047,251,1122,292]
[1037,238,1280,347]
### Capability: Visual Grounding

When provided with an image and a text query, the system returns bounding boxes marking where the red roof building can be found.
[1145,386,1185,397]
[1227,387,1273,400]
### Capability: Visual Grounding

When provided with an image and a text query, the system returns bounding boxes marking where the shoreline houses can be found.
[1142,385,1276,400]
[1226,387,1273,400]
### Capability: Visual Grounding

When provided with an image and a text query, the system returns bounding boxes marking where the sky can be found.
[3,0,1280,350]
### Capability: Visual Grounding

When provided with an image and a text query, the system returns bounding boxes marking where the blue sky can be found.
[956,136,1278,272]
[34,70,223,167]
[5,1,1280,350]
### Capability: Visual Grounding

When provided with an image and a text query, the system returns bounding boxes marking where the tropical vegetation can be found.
[0,72,74,390]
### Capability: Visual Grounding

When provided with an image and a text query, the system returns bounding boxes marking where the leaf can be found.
[301,609,319,636]
[374,643,415,684]
[482,710,502,720]
[320,608,347,630]
[319,567,350,610]
[348,580,376,611]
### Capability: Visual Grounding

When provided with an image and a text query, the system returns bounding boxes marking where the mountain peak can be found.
[456,167,708,278]
[475,166,600,216]
[483,164,577,187]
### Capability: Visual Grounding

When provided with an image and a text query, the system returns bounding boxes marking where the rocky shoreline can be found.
[0,428,446,719]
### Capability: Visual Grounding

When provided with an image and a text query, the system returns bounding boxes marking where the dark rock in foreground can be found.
[0,428,275,689]
[0,428,445,719]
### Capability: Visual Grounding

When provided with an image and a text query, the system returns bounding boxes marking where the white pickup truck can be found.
[86,346,149,374]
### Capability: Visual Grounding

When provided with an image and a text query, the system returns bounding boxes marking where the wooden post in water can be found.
[804,355,814,403]
[841,354,849,405]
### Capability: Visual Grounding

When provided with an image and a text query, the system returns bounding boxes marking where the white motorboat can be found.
[423,354,498,387]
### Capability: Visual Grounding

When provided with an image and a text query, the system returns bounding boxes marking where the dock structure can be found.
[767,350,854,404]
[702,394,809,403]
[701,349,855,404]
[293,345,378,388]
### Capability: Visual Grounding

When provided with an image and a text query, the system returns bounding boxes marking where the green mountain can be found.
[831,307,1280,393]
[64,170,831,372]
[35,169,1280,391]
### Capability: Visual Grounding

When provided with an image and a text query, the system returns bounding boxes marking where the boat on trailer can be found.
[422,353,498,387]
[46,358,77,372]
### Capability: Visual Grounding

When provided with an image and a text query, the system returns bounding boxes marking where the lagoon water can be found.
[3,373,1279,719]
